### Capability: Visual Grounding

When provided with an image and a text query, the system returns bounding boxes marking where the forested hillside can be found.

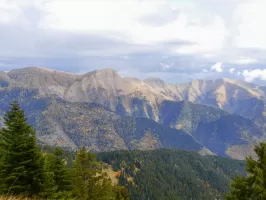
[97,150,246,200]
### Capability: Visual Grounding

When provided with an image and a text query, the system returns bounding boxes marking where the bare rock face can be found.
[7,67,78,97]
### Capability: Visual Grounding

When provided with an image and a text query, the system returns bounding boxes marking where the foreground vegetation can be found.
[0,102,128,199]
[225,142,266,200]
[0,197,39,200]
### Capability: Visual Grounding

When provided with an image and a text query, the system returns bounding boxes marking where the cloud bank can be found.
[243,69,266,82]
[0,0,266,83]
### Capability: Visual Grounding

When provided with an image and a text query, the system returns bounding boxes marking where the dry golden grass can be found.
[0,196,40,200]
[103,167,119,185]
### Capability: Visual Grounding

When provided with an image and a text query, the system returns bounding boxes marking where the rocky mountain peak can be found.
[144,77,165,86]
[0,71,8,79]
[83,68,119,78]
[5,67,78,91]
[8,66,77,77]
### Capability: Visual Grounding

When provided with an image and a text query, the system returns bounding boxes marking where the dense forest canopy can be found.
[97,149,246,200]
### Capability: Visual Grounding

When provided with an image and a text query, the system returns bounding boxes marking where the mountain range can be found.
[0,67,265,159]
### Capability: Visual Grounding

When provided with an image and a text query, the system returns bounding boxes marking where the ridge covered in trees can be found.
[97,149,246,200]
[0,101,128,199]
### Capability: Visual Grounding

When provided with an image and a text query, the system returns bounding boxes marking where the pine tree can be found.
[0,101,44,196]
[225,142,266,200]
[71,146,120,200]
[113,186,129,200]
[71,146,101,199]
[98,177,116,200]
[50,147,73,199]
[41,153,57,198]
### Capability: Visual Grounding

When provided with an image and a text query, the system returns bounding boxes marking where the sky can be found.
[0,0,266,84]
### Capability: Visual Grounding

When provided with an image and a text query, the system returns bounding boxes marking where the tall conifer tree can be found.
[72,146,118,200]
[71,146,100,199]
[44,147,73,199]
[0,101,44,196]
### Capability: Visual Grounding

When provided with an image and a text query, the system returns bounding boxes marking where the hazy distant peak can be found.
[6,67,78,90]
[220,78,251,85]
[9,66,52,73]
[8,66,77,77]
[27,66,56,72]
[83,68,119,77]
[144,77,165,85]
[95,68,117,74]
[0,71,9,80]
[188,78,243,87]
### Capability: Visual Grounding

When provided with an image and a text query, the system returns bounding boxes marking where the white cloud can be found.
[234,0,266,49]
[202,69,208,73]
[0,0,21,23]
[211,62,223,72]
[202,53,216,58]
[231,58,258,65]
[160,62,174,70]
[229,68,235,74]
[242,69,266,82]
[41,1,139,32]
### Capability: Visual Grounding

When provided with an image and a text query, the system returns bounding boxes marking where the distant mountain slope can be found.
[0,67,265,158]
[0,90,203,152]
[41,99,204,152]
[97,149,246,200]
[2,67,266,123]
[0,87,262,158]
[159,100,228,133]
[158,101,263,158]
